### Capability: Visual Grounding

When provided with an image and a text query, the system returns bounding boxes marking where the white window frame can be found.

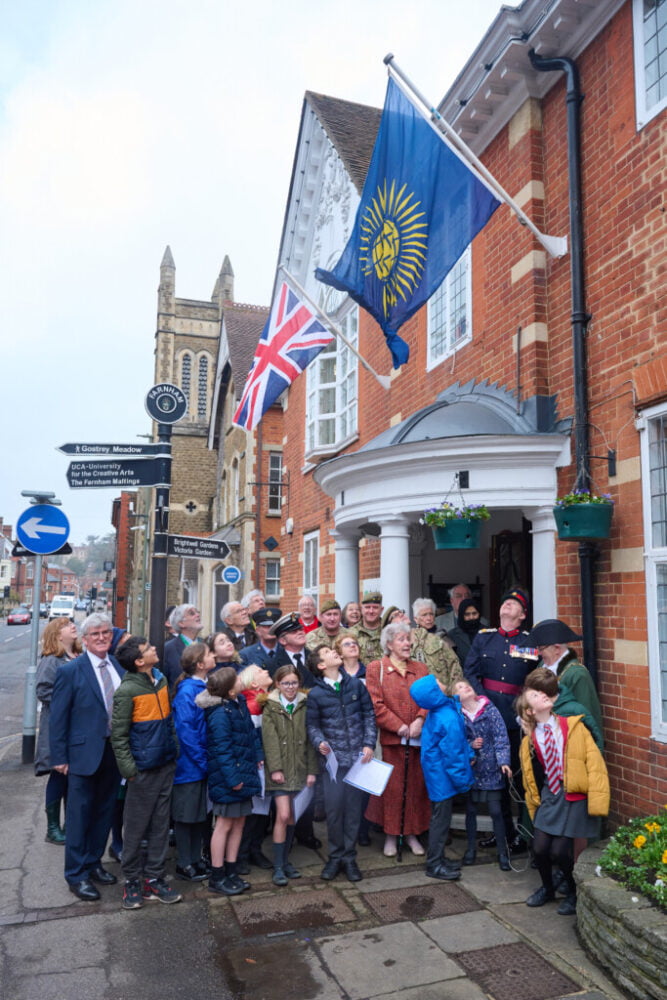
[633,0,667,129]
[426,246,472,370]
[267,452,283,515]
[303,530,319,603]
[305,304,358,459]
[265,558,281,599]
[639,399,667,740]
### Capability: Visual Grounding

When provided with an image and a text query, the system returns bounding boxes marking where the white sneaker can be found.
[383,835,397,857]
[406,835,425,856]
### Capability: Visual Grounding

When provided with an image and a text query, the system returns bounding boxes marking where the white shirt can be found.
[88,650,121,704]
[535,714,564,768]
[323,672,342,688]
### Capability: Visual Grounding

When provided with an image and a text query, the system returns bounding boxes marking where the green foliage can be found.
[554,489,613,507]
[421,502,490,526]
[599,810,667,911]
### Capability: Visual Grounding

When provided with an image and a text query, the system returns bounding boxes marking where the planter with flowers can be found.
[574,811,667,999]
[422,502,490,550]
[553,489,614,541]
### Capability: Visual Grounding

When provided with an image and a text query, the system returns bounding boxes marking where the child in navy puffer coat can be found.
[410,674,474,882]
[452,679,512,871]
[196,668,263,897]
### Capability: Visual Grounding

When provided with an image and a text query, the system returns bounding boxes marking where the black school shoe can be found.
[425,863,461,881]
[175,864,207,882]
[525,885,556,907]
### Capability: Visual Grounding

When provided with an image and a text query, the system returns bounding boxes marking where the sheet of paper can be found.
[251,765,271,814]
[292,785,314,822]
[325,748,339,782]
[343,756,394,796]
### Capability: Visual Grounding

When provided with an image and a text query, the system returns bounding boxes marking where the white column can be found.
[378,515,411,612]
[526,506,557,622]
[331,529,360,605]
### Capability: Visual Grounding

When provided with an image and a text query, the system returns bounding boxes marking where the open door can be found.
[489,520,533,625]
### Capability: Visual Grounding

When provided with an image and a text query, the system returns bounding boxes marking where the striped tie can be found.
[543,723,561,794]
[98,660,115,734]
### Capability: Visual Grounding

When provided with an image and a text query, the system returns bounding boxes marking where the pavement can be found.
[0,739,629,1000]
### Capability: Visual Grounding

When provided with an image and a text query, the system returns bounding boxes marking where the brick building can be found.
[207,302,282,624]
[265,0,667,822]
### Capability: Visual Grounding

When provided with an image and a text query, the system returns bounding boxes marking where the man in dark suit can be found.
[161,604,203,687]
[50,613,125,900]
[220,600,257,650]
[272,612,317,687]
[238,607,282,670]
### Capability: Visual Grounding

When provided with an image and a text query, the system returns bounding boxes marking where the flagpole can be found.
[384,54,568,260]
[279,267,392,391]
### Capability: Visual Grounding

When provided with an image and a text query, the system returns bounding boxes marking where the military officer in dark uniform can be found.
[464,587,538,853]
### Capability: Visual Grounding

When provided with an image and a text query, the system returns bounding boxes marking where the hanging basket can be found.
[432,520,481,550]
[553,502,613,541]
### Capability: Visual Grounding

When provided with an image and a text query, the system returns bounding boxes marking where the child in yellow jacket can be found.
[517,668,609,916]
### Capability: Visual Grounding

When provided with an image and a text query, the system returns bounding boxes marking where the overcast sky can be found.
[1,0,505,544]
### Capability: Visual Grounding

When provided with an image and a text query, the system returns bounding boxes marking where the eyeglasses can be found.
[279,680,299,687]
[87,630,113,639]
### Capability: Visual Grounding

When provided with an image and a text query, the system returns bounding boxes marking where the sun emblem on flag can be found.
[359,179,428,320]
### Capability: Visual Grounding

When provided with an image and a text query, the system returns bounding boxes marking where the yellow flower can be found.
[662,850,667,865]
[645,822,661,834]
[634,835,647,849]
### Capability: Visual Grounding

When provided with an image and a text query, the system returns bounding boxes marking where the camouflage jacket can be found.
[411,627,463,689]
[351,624,383,665]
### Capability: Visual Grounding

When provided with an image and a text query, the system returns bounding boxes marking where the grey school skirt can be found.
[211,798,253,818]
[171,779,208,824]
[534,785,600,839]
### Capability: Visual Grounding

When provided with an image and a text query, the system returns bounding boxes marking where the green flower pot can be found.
[432,520,481,549]
[553,502,613,540]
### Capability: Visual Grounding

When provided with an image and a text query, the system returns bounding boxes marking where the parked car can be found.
[74,600,87,611]
[39,603,50,618]
[8,607,32,625]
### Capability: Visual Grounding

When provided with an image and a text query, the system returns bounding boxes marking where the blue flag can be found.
[316,77,501,368]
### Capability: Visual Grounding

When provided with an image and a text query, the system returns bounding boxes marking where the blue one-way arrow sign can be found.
[16,504,71,555]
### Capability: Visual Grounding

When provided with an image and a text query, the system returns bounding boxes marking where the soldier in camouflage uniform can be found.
[305,600,350,651]
[410,597,463,688]
[351,591,384,664]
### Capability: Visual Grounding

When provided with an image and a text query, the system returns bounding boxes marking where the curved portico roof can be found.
[313,380,571,531]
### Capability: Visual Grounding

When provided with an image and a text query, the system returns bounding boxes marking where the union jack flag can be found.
[233,280,334,431]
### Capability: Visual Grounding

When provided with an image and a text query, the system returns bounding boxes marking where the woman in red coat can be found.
[365,622,431,856]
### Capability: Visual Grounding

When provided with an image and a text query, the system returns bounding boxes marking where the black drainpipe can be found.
[529,50,598,688]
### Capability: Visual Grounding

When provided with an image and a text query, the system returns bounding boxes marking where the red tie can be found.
[543,723,561,794]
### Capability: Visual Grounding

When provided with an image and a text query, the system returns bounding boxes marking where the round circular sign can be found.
[145,383,188,424]
[221,565,242,585]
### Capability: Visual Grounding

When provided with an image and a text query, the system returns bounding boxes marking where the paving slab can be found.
[317,921,464,999]
[420,909,520,953]
[219,936,344,1000]
[371,981,488,1000]
[359,868,433,893]
[458,861,538,904]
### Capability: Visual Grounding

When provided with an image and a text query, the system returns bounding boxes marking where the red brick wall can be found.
[276,2,667,818]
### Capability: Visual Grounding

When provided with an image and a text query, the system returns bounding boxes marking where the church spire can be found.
[212,255,234,306]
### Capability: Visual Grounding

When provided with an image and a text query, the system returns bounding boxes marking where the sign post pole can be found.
[16,490,69,764]
[148,422,172,662]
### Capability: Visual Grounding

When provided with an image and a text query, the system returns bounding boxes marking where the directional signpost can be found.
[66,459,168,490]
[167,535,231,560]
[59,442,167,457]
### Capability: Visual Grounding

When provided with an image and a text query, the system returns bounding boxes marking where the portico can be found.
[314,387,570,621]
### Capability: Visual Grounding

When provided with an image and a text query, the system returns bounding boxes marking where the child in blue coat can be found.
[410,674,475,881]
[452,679,512,871]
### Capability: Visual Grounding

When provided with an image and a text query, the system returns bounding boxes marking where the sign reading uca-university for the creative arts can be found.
[66,459,168,489]
[167,535,231,560]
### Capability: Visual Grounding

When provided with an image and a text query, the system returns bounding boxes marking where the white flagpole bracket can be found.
[384,54,568,260]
